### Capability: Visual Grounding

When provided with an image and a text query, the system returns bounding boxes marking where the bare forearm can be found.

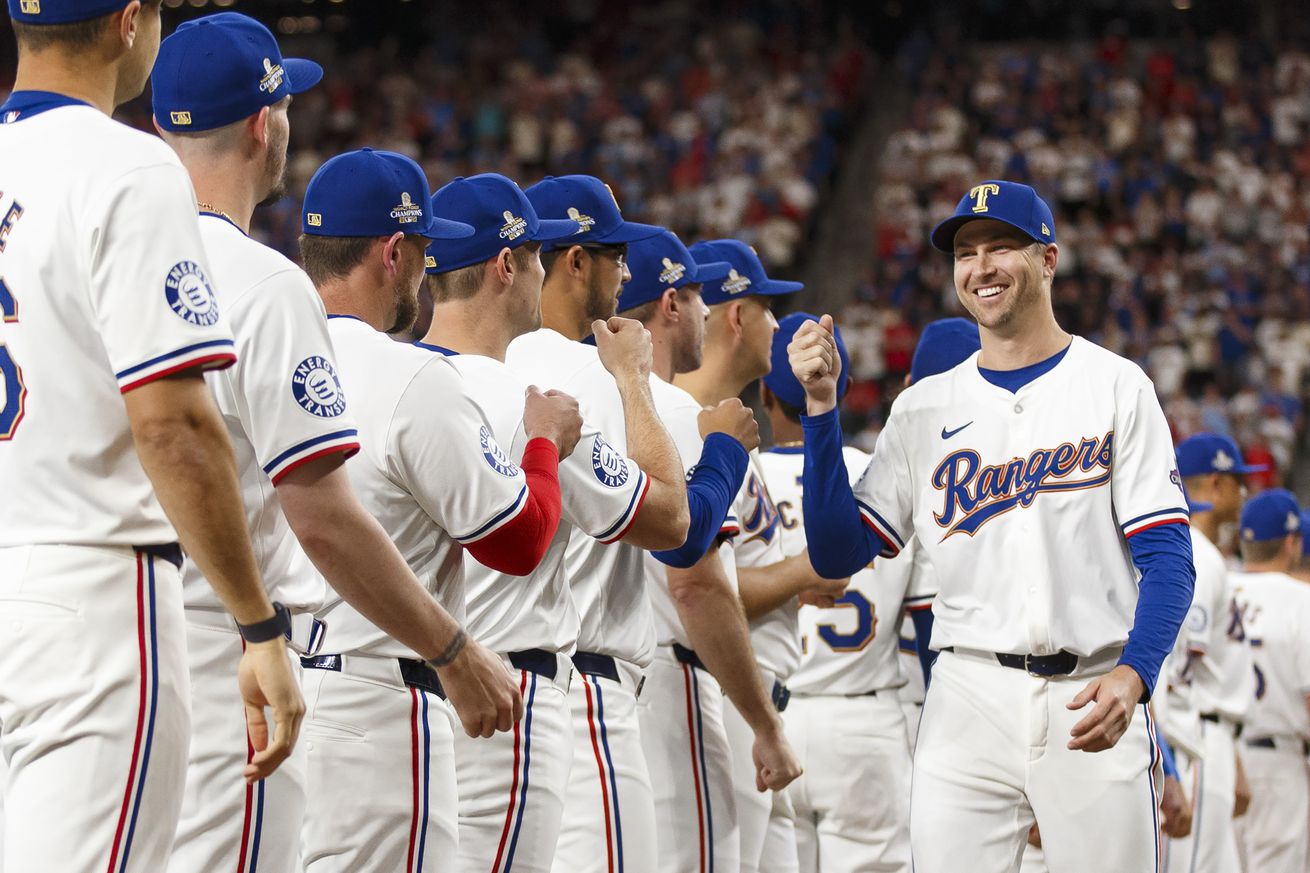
[617,374,689,548]
[126,377,272,625]
[668,550,777,733]
[737,558,808,620]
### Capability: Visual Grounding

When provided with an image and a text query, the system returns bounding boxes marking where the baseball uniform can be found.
[1233,569,1310,873]
[637,375,742,873]
[803,335,1192,873]
[0,91,235,872]
[764,445,922,873]
[893,546,936,750]
[506,327,660,873]
[437,348,650,873]
[167,211,360,873]
[301,319,533,873]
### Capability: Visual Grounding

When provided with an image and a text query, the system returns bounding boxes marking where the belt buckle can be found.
[1023,653,1044,677]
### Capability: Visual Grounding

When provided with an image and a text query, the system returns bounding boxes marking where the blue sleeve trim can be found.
[455,485,529,543]
[1118,523,1196,698]
[261,429,360,475]
[114,338,235,380]
[595,470,648,543]
[652,433,748,568]
[800,409,878,578]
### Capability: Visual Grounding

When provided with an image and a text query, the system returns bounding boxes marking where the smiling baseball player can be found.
[0,2,303,870]
[293,150,569,873]
[421,173,690,873]
[790,181,1196,873]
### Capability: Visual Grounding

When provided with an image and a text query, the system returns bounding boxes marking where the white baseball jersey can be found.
[1191,556,1255,725]
[1232,571,1310,741]
[853,338,1188,658]
[762,445,935,695]
[728,450,795,679]
[181,214,360,612]
[318,317,531,657]
[0,101,235,548]
[437,349,649,655]
[506,328,655,665]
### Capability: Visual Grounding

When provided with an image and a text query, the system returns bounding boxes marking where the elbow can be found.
[474,547,545,578]
[649,501,690,551]
[808,553,852,581]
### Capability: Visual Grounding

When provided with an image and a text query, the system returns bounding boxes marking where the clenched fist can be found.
[697,398,760,452]
[593,317,653,384]
[787,314,841,414]
[523,385,583,459]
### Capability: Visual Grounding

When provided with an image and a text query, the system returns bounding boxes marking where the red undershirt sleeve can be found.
[466,437,563,576]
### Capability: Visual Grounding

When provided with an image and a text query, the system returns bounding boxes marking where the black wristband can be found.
[425,629,467,669]
[238,601,292,644]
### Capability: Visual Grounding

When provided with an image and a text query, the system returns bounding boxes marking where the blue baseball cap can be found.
[909,317,981,383]
[1240,489,1302,543]
[152,13,322,134]
[1188,499,1214,515]
[425,174,581,274]
[763,312,850,408]
[301,149,473,240]
[930,180,1056,254]
[689,239,803,307]
[8,0,127,25]
[1301,510,1310,556]
[523,175,663,252]
[1175,434,1268,477]
[617,230,731,312]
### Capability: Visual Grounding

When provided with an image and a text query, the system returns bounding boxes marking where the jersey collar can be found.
[0,90,93,124]
[414,341,458,357]
[199,211,249,237]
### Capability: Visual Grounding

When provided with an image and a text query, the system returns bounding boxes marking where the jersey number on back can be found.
[0,277,26,439]
[816,590,877,652]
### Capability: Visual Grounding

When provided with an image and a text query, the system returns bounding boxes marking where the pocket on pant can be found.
[306,717,368,742]
[0,594,81,620]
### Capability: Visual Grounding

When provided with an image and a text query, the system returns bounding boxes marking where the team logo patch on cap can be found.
[291,356,347,418]
[659,258,686,285]
[721,269,752,295]
[499,211,528,241]
[1287,512,1300,532]
[591,435,629,488]
[567,207,596,233]
[259,58,286,95]
[1212,450,1235,471]
[307,213,322,227]
[170,111,193,126]
[390,192,423,225]
[969,183,1000,213]
[165,261,220,327]
[480,426,520,477]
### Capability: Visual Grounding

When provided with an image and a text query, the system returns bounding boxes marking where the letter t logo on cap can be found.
[970,183,1000,213]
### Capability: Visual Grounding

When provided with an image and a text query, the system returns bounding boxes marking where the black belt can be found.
[1200,712,1244,739]
[1246,736,1310,756]
[946,647,1080,677]
[508,648,557,680]
[301,654,446,700]
[572,651,620,683]
[673,644,790,712]
[134,543,183,570]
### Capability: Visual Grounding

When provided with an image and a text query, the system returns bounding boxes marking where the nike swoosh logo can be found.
[941,422,973,440]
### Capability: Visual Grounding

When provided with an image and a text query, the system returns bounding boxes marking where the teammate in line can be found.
[1230,490,1310,873]
[615,230,803,873]
[0,2,300,869]
[790,180,1195,873]
[422,172,690,873]
[295,150,575,873]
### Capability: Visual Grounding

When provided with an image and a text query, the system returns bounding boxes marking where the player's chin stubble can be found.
[584,271,619,324]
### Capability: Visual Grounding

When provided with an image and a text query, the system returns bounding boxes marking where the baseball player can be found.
[515,183,766,873]
[1230,489,1310,873]
[0,2,302,870]
[1161,433,1261,872]
[294,149,565,873]
[150,18,531,872]
[421,172,691,873]
[790,180,1196,873]
[613,230,802,873]
[764,315,977,873]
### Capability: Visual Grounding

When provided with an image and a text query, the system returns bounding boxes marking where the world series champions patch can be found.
[292,356,347,418]
[165,261,220,327]
[591,435,629,488]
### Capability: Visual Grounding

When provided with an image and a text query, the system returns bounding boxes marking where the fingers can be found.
[819,313,834,332]
[1068,693,1113,741]
[1066,678,1099,711]
[245,704,297,782]
[525,384,542,397]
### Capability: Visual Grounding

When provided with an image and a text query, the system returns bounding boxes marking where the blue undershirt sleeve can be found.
[910,607,938,687]
[800,408,878,578]
[1156,731,1179,779]
[1119,522,1196,699]
[652,433,748,569]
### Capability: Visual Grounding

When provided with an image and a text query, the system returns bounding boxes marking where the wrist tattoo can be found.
[426,629,467,668]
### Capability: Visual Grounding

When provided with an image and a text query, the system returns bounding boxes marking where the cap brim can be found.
[759,278,804,296]
[689,260,732,283]
[593,220,665,245]
[1237,463,1270,474]
[530,218,584,244]
[1188,501,1214,514]
[284,58,324,95]
[930,214,1037,253]
[419,217,475,241]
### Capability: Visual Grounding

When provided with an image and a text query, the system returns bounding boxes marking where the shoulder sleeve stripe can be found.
[855,500,904,557]
[267,436,361,485]
[455,485,530,544]
[117,340,236,393]
[1122,508,1190,538]
[262,429,360,479]
[596,471,650,544]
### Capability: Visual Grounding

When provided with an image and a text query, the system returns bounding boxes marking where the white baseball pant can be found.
[0,544,190,873]
[454,652,574,873]
[301,656,458,873]
[1238,738,1308,873]
[782,693,912,873]
[910,649,1161,873]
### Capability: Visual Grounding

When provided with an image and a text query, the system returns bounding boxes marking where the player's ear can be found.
[566,245,587,280]
[117,1,141,49]
[380,232,406,276]
[493,247,514,286]
[727,300,746,338]
[660,288,679,323]
[1041,242,1059,280]
[250,107,271,151]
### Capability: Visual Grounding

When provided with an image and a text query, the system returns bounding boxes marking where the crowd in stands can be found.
[844,30,1310,489]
